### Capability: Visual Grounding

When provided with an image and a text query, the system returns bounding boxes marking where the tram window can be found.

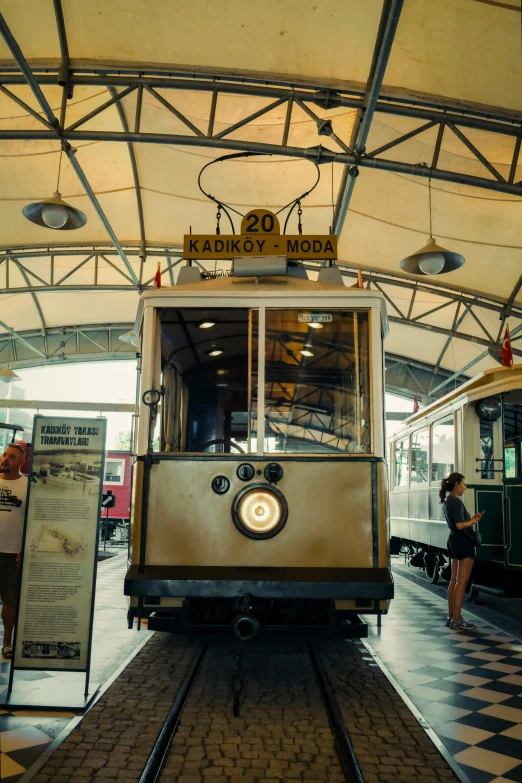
[395,438,409,487]
[259,309,371,454]
[411,428,429,484]
[480,419,495,479]
[505,446,516,478]
[159,308,250,453]
[431,417,455,483]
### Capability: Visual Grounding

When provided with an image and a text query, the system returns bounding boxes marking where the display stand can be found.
[5,414,107,711]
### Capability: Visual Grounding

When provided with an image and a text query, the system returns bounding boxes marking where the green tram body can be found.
[388,366,522,594]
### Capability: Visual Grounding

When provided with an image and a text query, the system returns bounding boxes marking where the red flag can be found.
[501,326,513,367]
[355,269,363,288]
[153,262,161,289]
[413,395,419,414]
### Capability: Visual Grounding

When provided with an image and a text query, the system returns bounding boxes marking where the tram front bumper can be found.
[124,565,394,600]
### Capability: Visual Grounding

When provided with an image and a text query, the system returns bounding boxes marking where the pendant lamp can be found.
[23,148,87,230]
[0,365,21,383]
[400,179,464,276]
[119,330,139,346]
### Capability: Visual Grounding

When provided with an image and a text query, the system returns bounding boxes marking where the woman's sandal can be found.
[1,645,12,659]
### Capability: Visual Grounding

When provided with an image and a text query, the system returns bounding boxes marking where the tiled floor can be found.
[0,551,152,782]
[364,572,522,783]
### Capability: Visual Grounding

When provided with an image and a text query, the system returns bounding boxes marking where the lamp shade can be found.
[23,192,87,230]
[0,366,21,383]
[400,237,464,276]
[119,330,139,346]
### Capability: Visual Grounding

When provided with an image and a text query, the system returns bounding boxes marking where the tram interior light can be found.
[207,349,223,357]
[301,349,314,357]
[199,321,215,329]
[308,322,323,329]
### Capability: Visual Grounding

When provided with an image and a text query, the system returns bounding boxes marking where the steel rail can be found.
[138,642,208,783]
[308,642,365,783]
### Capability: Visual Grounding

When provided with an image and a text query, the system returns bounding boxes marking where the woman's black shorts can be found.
[447,532,475,560]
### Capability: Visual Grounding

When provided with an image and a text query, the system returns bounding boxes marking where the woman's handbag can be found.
[465,525,483,546]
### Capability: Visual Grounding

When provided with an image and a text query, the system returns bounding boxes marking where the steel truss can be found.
[0,316,467,403]
[1,242,520,397]
[0,322,137,369]
[0,4,521,398]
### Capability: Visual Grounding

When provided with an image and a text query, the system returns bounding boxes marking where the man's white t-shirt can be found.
[0,475,28,554]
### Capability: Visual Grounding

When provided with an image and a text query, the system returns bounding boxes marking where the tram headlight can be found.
[232,484,288,539]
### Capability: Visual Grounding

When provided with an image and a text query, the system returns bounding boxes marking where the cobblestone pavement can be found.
[323,641,460,783]
[27,632,462,783]
[30,633,195,783]
[160,639,343,783]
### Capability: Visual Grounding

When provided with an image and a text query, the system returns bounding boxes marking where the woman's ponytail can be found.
[440,472,465,503]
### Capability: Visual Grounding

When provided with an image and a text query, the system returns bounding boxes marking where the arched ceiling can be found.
[0,0,521,398]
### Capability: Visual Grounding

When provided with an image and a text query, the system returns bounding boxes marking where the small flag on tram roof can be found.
[153,262,162,289]
[501,326,513,367]
[356,269,363,288]
[413,395,420,414]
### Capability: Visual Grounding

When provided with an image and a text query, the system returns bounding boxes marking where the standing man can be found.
[0,443,28,659]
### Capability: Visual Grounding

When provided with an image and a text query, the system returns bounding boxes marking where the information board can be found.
[13,416,106,672]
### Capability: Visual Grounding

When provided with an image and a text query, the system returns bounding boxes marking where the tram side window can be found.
[395,438,409,487]
[431,417,455,483]
[480,419,495,479]
[411,428,429,484]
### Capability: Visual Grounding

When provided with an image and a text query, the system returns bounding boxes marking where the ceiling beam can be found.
[0,11,140,290]
[332,0,404,237]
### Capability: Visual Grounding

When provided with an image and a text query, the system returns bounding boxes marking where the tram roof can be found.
[136,275,389,333]
[397,365,522,432]
[0,0,521,379]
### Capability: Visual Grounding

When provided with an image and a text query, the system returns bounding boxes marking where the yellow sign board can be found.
[184,208,337,261]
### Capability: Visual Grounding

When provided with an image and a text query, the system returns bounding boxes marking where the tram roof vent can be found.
[233,255,287,279]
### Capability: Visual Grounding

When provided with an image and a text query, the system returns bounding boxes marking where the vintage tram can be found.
[389,365,522,596]
[124,261,393,638]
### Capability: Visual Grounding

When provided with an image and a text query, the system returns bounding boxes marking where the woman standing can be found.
[441,473,484,630]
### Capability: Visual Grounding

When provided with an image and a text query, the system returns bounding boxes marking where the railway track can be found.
[138,638,364,783]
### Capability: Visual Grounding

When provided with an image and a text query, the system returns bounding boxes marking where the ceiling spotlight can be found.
[301,349,314,357]
[400,179,464,276]
[0,365,21,383]
[308,322,323,329]
[119,330,139,346]
[207,349,223,357]
[199,321,215,329]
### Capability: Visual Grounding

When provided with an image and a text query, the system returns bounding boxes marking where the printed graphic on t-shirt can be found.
[0,485,23,510]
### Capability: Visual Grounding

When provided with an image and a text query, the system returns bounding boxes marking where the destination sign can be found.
[183,235,337,260]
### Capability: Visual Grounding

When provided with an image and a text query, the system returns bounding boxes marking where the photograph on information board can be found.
[13,416,106,672]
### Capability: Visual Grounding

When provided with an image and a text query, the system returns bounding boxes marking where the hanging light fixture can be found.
[119,330,139,346]
[0,366,21,383]
[400,179,464,276]
[23,147,87,230]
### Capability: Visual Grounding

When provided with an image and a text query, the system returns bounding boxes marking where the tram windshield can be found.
[157,307,371,455]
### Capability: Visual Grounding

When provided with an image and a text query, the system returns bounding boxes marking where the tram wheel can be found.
[424,553,440,585]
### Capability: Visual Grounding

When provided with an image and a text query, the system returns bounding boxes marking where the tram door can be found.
[503,397,522,575]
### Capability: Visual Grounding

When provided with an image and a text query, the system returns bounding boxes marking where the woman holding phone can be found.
[440,473,484,630]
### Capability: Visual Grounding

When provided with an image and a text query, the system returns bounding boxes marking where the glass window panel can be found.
[505,446,516,479]
[262,309,371,454]
[411,428,429,484]
[395,438,409,487]
[480,419,495,479]
[105,459,125,485]
[431,416,455,483]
